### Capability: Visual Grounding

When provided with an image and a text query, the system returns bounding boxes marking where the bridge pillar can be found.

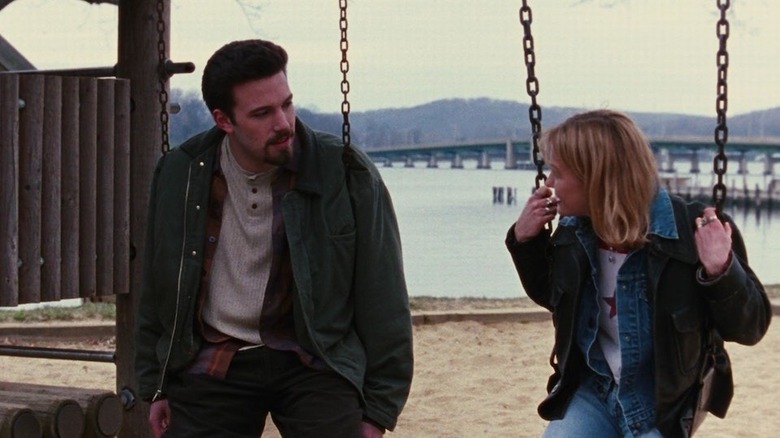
[451,153,464,169]
[762,153,774,176]
[427,154,438,168]
[404,156,415,168]
[690,150,700,174]
[738,151,748,175]
[477,150,491,169]
[505,140,517,170]
[657,148,675,173]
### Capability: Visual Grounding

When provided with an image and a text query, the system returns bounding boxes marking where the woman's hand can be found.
[513,186,558,243]
[694,207,732,278]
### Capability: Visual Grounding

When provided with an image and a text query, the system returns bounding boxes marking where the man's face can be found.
[213,71,296,173]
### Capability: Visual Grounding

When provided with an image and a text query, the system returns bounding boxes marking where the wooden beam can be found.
[116,0,168,435]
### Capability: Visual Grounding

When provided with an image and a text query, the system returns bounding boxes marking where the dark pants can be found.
[164,347,363,438]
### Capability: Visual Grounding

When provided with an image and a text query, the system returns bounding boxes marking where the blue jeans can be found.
[543,377,663,438]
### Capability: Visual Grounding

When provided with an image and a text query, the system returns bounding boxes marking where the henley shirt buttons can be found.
[199,161,205,167]
[191,251,197,256]
[251,188,258,194]
[208,236,217,243]
[251,203,258,209]
[195,205,201,210]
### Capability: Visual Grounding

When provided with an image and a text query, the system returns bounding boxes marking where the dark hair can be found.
[201,39,289,120]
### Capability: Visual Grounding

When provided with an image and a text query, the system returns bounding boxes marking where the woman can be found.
[505,110,771,437]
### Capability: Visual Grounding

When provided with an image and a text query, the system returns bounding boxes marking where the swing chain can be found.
[339,0,352,154]
[519,1,545,190]
[713,0,730,213]
[156,0,170,155]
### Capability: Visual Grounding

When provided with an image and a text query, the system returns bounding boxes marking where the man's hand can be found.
[361,420,385,437]
[149,399,172,438]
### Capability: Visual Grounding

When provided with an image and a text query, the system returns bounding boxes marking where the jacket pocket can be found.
[671,305,704,374]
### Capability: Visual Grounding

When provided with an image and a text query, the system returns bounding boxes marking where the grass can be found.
[0,302,116,323]
[1,285,778,323]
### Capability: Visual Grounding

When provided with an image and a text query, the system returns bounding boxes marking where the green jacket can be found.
[135,119,413,430]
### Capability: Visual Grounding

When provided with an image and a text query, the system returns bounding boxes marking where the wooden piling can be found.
[18,75,44,304]
[0,383,121,438]
[0,402,41,438]
[41,76,63,302]
[78,78,97,299]
[60,76,81,300]
[95,80,115,297]
[113,80,131,297]
[0,391,83,438]
[0,74,20,307]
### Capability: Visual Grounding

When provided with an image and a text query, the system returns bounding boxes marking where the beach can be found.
[1,305,778,437]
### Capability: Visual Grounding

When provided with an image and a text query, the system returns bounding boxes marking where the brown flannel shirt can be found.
[185,141,322,378]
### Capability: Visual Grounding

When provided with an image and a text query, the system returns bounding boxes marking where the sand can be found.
[1,314,778,437]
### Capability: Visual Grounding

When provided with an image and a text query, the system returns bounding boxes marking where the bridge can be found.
[363,137,780,174]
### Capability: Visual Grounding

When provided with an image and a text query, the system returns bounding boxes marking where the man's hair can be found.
[541,109,659,248]
[201,39,289,120]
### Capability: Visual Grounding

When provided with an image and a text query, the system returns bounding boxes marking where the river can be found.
[378,163,780,298]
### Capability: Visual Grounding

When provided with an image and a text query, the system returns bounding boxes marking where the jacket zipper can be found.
[152,164,194,402]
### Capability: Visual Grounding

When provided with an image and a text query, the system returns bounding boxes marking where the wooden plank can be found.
[41,76,63,302]
[60,77,80,300]
[0,74,20,307]
[17,75,44,304]
[96,79,115,297]
[78,78,98,299]
[113,79,131,296]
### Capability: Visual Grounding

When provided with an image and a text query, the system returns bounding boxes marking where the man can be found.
[135,39,413,437]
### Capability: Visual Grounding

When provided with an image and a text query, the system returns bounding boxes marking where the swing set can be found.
[0,0,747,436]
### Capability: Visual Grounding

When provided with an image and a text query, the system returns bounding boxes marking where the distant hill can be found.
[169,91,780,148]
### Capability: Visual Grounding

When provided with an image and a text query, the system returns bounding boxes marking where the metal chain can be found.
[519,1,545,190]
[713,0,730,214]
[156,0,171,154]
[339,0,353,159]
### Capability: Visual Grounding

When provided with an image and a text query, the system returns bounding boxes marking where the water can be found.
[378,163,780,298]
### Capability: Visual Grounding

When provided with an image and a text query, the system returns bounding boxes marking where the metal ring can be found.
[545,198,554,206]
[707,215,718,222]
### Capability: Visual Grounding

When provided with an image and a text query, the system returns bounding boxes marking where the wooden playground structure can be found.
[0,1,188,436]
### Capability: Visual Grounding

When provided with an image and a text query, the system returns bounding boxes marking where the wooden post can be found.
[78,78,98,299]
[0,74,20,307]
[41,76,63,302]
[96,79,115,297]
[60,77,81,300]
[116,0,168,435]
[17,75,44,304]
[113,80,131,297]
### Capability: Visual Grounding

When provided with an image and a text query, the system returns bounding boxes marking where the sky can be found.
[0,0,778,116]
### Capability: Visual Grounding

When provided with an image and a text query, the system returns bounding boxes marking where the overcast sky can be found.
[1,0,778,116]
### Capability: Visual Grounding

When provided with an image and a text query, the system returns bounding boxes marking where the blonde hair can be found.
[540,109,659,248]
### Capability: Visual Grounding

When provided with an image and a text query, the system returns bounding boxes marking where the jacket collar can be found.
[553,189,697,264]
[178,117,323,196]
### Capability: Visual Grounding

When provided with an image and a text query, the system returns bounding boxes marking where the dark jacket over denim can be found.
[505,195,770,437]
[135,120,413,430]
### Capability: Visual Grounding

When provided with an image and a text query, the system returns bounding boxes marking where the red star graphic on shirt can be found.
[603,295,617,318]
